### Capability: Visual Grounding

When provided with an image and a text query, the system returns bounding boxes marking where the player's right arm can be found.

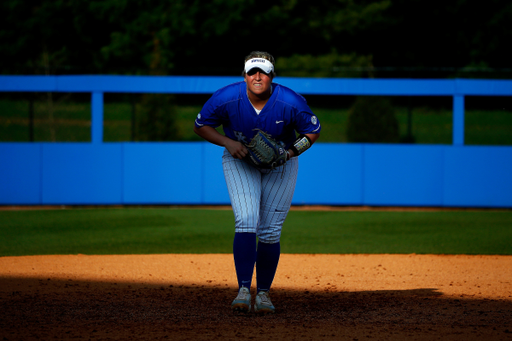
[193,125,248,159]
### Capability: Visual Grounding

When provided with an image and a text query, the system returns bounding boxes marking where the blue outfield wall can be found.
[1,76,512,207]
[1,142,511,207]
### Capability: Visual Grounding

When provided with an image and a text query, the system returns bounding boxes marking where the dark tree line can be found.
[1,0,510,78]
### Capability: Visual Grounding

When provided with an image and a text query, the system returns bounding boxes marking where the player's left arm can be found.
[287,132,319,159]
[287,105,321,159]
[306,133,320,144]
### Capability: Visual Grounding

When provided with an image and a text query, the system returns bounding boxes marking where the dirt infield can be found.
[1,254,511,341]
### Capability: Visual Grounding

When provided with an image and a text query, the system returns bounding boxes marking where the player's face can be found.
[244,68,272,98]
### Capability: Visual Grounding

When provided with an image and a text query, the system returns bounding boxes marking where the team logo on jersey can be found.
[234,131,248,144]
[195,113,204,126]
[311,116,318,125]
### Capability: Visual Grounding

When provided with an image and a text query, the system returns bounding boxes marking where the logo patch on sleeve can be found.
[311,116,318,125]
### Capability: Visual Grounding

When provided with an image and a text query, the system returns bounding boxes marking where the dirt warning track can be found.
[1,254,511,340]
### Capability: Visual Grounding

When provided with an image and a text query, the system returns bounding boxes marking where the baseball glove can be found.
[243,130,288,169]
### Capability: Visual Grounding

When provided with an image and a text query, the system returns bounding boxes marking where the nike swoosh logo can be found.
[276,121,284,124]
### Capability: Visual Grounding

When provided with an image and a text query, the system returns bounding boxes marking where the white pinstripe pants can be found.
[222,148,299,243]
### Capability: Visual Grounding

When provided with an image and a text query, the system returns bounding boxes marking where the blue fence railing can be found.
[2,76,512,145]
[1,76,511,207]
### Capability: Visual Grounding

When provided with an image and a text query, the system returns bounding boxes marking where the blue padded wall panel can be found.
[2,142,512,208]
[202,143,230,204]
[123,143,202,204]
[0,143,42,204]
[364,145,445,206]
[293,144,364,205]
[42,143,123,204]
[443,146,512,207]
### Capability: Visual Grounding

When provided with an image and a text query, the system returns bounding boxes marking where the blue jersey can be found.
[195,81,321,148]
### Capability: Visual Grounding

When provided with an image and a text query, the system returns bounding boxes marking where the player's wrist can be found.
[222,137,237,148]
[290,134,312,156]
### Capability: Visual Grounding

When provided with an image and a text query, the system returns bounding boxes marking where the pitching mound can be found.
[1,254,511,340]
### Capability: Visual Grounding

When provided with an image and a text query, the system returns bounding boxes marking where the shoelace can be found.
[258,292,271,305]
[237,289,249,301]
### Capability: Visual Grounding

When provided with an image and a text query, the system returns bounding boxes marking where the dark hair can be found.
[242,51,276,78]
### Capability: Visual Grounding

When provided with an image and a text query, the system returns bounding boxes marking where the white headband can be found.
[244,58,274,74]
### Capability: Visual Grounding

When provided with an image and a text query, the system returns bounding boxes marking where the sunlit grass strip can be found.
[1,208,511,256]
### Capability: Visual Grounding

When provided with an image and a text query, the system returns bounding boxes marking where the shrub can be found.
[346,96,399,143]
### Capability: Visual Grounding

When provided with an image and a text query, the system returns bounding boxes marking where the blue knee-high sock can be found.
[256,241,280,292]
[233,232,257,289]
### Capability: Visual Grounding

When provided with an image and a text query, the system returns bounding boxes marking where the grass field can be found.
[1,207,511,256]
[1,97,511,145]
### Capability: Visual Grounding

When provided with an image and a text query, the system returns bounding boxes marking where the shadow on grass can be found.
[1,276,511,340]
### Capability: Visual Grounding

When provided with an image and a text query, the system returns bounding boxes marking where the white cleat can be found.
[254,291,275,314]
[231,286,251,313]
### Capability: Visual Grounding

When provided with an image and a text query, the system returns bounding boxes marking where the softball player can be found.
[194,51,321,314]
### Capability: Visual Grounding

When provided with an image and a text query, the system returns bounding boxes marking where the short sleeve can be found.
[294,103,321,135]
[194,95,224,128]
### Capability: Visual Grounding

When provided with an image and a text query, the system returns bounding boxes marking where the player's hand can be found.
[225,139,248,159]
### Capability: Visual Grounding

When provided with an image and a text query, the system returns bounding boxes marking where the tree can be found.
[346,96,399,143]
[0,0,109,74]
[172,0,391,76]
[1,0,509,77]
[275,51,374,78]
[91,0,252,75]
[358,0,512,73]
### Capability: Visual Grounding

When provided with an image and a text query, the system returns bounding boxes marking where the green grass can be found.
[1,98,511,145]
[283,210,512,254]
[0,208,233,256]
[465,110,512,145]
[1,208,511,256]
[0,99,92,142]
[394,107,454,144]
